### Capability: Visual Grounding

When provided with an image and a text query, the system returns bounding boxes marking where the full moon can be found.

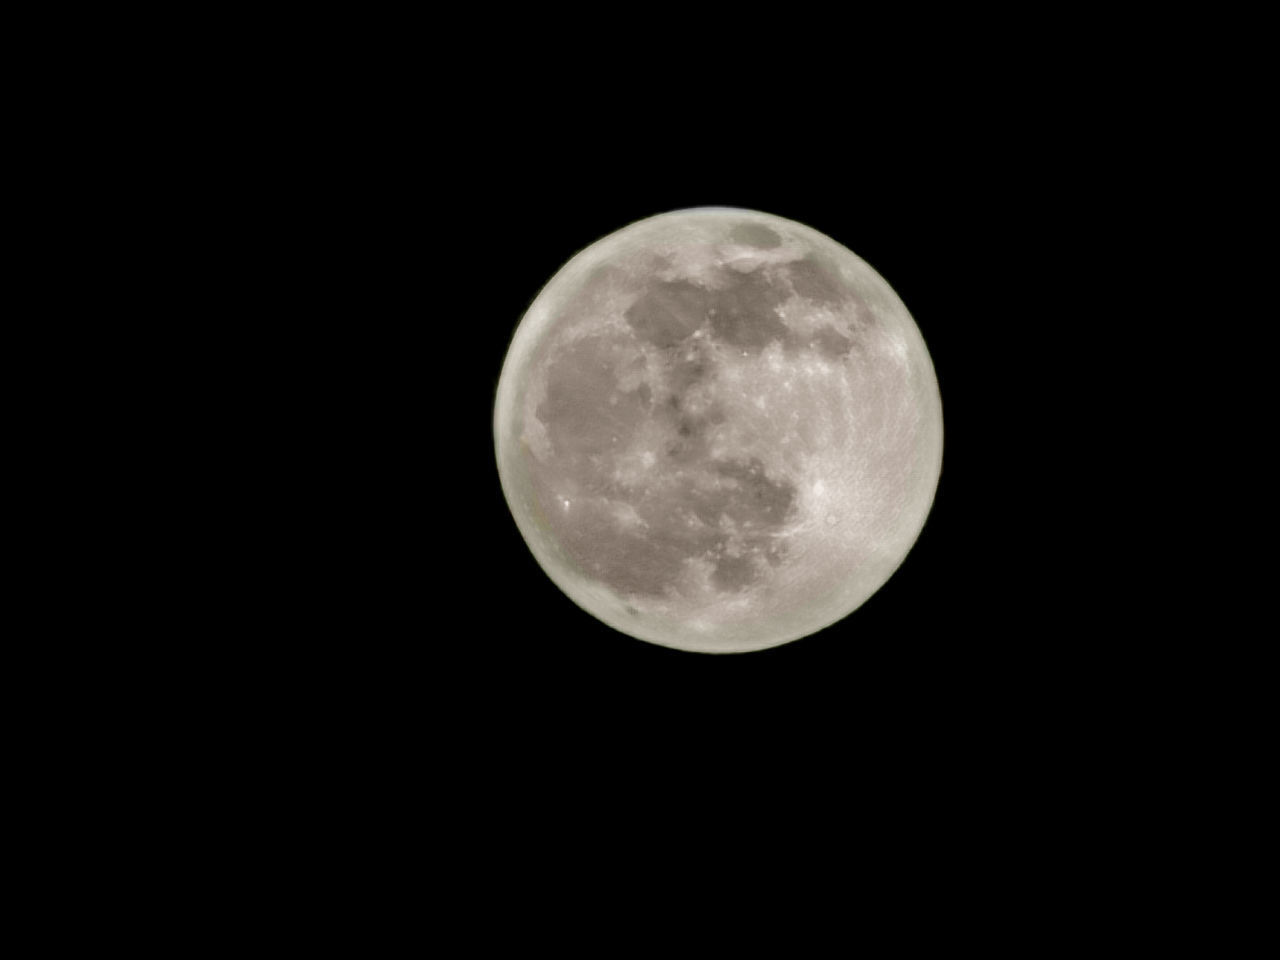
[494,207,942,654]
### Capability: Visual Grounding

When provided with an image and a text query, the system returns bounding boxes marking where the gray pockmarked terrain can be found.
[495,208,942,653]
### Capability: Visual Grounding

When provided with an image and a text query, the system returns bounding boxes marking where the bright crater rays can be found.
[494,207,942,654]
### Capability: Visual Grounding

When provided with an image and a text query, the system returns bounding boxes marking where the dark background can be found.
[63,19,1232,917]
[250,67,1145,800]
[70,31,1238,918]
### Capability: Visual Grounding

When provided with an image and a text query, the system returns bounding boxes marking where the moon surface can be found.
[494,208,942,654]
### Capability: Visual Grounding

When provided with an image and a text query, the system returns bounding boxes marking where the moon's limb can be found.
[494,207,942,653]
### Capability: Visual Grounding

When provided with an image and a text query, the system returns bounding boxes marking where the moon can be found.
[494,207,942,654]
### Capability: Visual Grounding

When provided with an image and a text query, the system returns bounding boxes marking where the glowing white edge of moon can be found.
[494,206,943,654]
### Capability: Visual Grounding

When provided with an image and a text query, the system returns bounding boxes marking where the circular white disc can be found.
[494,207,942,653]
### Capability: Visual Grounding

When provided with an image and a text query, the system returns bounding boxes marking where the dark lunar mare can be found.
[528,252,869,600]
[728,223,783,249]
